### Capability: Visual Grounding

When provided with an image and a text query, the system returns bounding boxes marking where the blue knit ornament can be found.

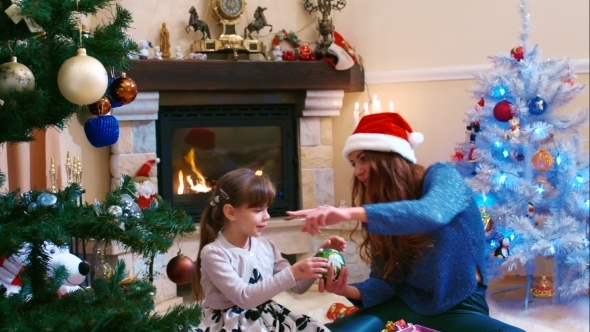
[84,115,120,148]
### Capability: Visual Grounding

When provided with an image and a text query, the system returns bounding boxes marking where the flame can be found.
[255,169,263,176]
[177,148,212,194]
[177,171,185,194]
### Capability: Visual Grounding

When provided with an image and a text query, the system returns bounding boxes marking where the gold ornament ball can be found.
[0,57,35,97]
[108,72,138,105]
[57,48,108,105]
[531,148,554,172]
[87,96,112,116]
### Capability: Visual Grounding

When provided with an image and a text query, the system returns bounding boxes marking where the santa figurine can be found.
[133,158,161,209]
[324,31,358,71]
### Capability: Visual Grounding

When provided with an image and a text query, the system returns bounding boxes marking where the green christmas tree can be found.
[0,0,201,330]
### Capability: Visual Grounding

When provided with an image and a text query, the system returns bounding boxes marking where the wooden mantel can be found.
[126,60,364,92]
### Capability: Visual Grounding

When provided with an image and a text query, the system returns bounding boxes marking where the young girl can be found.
[193,168,345,332]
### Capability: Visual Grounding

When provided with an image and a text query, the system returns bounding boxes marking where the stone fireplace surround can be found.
[101,60,368,307]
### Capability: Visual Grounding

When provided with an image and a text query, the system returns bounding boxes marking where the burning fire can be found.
[177,148,212,194]
[176,148,266,194]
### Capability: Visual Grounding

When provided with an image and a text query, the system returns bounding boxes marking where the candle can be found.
[353,102,360,125]
[363,102,369,115]
[389,101,394,112]
[372,94,379,114]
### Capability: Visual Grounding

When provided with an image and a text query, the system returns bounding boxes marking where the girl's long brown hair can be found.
[192,168,275,301]
[352,151,430,282]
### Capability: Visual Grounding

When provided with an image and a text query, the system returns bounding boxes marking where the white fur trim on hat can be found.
[408,132,424,147]
[327,42,355,71]
[342,133,417,163]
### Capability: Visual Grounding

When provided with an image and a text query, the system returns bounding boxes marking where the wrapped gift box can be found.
[398,325,440,332]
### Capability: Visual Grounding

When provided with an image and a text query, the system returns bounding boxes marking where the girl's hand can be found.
[320,235,346,252]
[287,206,351,235]
[319,266,349,296]
[290,257,329,281]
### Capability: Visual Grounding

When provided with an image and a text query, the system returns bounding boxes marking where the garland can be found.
[272,29,301,48]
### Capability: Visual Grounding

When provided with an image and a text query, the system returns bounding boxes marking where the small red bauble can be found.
[298,44,313,61]
[108,72,138,105]
[493,99,513,122]
[282,50,295,61]
[510,46,525,61]
[477,97,485,107]
[166,251,196,285]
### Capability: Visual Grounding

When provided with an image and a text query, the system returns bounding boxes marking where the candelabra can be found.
[50,156,57,193]
[303,0,346,59]
[48,151,84,192]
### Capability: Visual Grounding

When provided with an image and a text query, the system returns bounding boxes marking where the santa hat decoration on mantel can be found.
[134,158,160,180]
[324,31,357,71]
[342,113,424,163]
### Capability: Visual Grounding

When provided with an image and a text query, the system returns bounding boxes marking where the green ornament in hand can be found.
[315,248,345,281]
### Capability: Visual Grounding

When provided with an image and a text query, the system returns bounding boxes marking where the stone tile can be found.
[133,258,147,278]
[152,278,164,304]
[300,170,315,209]
[110,152,158,179]
[132,120,157,153]
[160,277,179,301]
[112,121,133,154]
[299,117,321,146]
[320,117,333,146]
[313,169,334,206]
[300,146,333,169]
[263,227,310,254]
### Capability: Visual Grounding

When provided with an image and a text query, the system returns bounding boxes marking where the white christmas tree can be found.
[452,0,589,304]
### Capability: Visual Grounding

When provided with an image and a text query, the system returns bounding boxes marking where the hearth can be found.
[157,104,299,221]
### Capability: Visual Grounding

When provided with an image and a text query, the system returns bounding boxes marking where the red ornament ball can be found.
[166,251,196,285]
[298,44,313,61]
[493,100,513,122]
[510,46,525,61]
[108,72,138,105]
[87,96,112,116]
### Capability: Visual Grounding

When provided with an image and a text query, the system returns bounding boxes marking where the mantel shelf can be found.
[125,60,364,92]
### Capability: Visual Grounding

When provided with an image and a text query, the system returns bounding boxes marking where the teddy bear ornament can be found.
[0,242,90,296]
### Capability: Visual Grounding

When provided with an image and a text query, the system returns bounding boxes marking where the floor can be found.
[166,276,589,332]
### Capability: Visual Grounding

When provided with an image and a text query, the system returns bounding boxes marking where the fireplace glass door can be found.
[157,105,299,221]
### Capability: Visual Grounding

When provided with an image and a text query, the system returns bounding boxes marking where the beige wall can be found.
[56,0,588,202]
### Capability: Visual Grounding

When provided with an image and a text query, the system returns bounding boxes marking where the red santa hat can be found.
[135,158,160,178]
[324,31,357,71]
[342,113,424,163]
[183,128,216,151]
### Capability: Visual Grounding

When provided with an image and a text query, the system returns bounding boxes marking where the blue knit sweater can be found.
[350,162,487,316]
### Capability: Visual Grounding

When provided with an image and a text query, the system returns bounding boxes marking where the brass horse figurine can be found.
[186,6,211,40]
[244,7,272,39]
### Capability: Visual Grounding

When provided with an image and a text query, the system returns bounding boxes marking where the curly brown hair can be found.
[351,151,431,282]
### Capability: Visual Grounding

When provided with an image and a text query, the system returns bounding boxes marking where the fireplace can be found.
[105,60,365,306]
[157,103,299,221]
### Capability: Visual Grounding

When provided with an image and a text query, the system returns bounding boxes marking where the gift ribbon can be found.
[4,0,44,33]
